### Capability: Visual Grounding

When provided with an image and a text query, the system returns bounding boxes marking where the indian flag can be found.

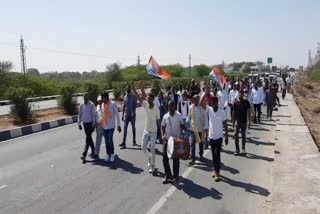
[209,66,226,88]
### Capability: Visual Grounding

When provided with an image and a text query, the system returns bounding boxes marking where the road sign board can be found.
[267,57,272,64]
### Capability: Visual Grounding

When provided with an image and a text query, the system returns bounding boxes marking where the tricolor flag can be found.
[209,66,226,88]
[146,56,171,80]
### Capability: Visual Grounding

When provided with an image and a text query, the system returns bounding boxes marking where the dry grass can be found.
[293,72,320,151]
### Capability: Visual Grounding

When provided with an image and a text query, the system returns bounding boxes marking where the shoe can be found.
[189,160,195,165]
[172,176,179,184]
[199,156,204,162]
[162,177,171,184]
[119,143,126,149]
[110,154,116,162]
[105,155,110,162]
[89,153,95,158]
[149,165,154,173]
[81,156,86,164]
[242,148,246,155]
[94,154,100,160]
[214,175,221,182]
[234,150,240,156]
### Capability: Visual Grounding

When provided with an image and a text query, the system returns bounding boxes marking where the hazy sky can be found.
[0,0,319,73]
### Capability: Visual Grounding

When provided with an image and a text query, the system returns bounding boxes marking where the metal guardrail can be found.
[0,93,85,106]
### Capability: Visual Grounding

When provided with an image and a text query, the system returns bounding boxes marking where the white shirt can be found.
[153,97,161,108]
[78,101,96,124]
[186,104,208,132]
[286,77,292,84]
[208,107,226,140]
[143,101,160,133]
[250,88,265,104]
[96,105,103,123]
[161,111,184,139]
[229,89,239,104]
[217,89,228,109]
[179,100,192,119]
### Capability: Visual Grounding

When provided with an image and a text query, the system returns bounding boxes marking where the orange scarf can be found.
[102,100,113,127]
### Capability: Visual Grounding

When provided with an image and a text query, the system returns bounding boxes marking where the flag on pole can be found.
[209,66,226,88]
[146,56,171,80]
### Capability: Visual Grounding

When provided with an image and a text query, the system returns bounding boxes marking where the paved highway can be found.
[0,107,275,214]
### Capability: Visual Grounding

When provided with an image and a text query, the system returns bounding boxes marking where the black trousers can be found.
[235,122,247,151]
[82,122,95,157]
[210,138,223,173]
[266,104,273,118]
[163,141,180,178]
[230,104,234,119]
[253,103,261,122]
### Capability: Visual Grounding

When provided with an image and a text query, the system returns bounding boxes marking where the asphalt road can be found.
[0,106,275,214]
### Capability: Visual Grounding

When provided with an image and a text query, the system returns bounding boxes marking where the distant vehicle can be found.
[289,68,295,72]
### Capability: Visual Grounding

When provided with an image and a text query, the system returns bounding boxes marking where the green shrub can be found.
[151,79,161,95]
[58,86,78,115]
[112,81,127,100]
[85,82,100,105]
[310,69,320,81]
[6,87,34,122]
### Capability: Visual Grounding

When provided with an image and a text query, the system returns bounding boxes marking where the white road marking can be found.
[0,185,8,190]
[146,150,210,214]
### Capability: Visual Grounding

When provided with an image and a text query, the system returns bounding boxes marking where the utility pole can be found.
[189,54,191,72]
[308,49,313,70]
[137,55,141,66]
[20,35,27,78]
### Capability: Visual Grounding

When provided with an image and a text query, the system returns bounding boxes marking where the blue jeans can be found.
[104,128,115,155]
[189,132,204,161]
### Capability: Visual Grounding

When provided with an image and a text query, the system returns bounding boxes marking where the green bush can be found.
[151,79,161,95]
[85,82,100,105]
[310,69,320,81]
[58,86,78,115]
[6,87,34,122]
[112,81,127,101]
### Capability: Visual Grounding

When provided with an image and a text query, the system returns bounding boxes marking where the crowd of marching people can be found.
[77,74,292,184]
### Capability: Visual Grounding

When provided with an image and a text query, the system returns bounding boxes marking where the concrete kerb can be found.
[0,104,138,142]
[270,94,320,214]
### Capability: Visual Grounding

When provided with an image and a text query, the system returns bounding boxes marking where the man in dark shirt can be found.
[120,85,137,149]
[232,90,251,155]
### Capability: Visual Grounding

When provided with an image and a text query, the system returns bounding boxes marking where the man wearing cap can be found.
[119,85,137,149]
[186,94,208,165]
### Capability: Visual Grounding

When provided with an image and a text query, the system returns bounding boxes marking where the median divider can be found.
[0,103,142,142]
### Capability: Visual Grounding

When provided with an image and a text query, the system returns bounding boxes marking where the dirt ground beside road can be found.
[292,72,320,150]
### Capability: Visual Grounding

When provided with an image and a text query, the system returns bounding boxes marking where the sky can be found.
[0,0,319,73]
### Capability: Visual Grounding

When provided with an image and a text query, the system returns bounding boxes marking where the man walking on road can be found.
[78,92,96,164]
[229,83,239,118]
[250,83,265,123]
[232,90,251,156]
[207,96,229,182]
[265,85,276,120]
[101,92,122,163]
[132,84,161,174]
[119,85,137,149]
[94,96,104,159]
[161,101,185,184]
[186,94,208,165]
